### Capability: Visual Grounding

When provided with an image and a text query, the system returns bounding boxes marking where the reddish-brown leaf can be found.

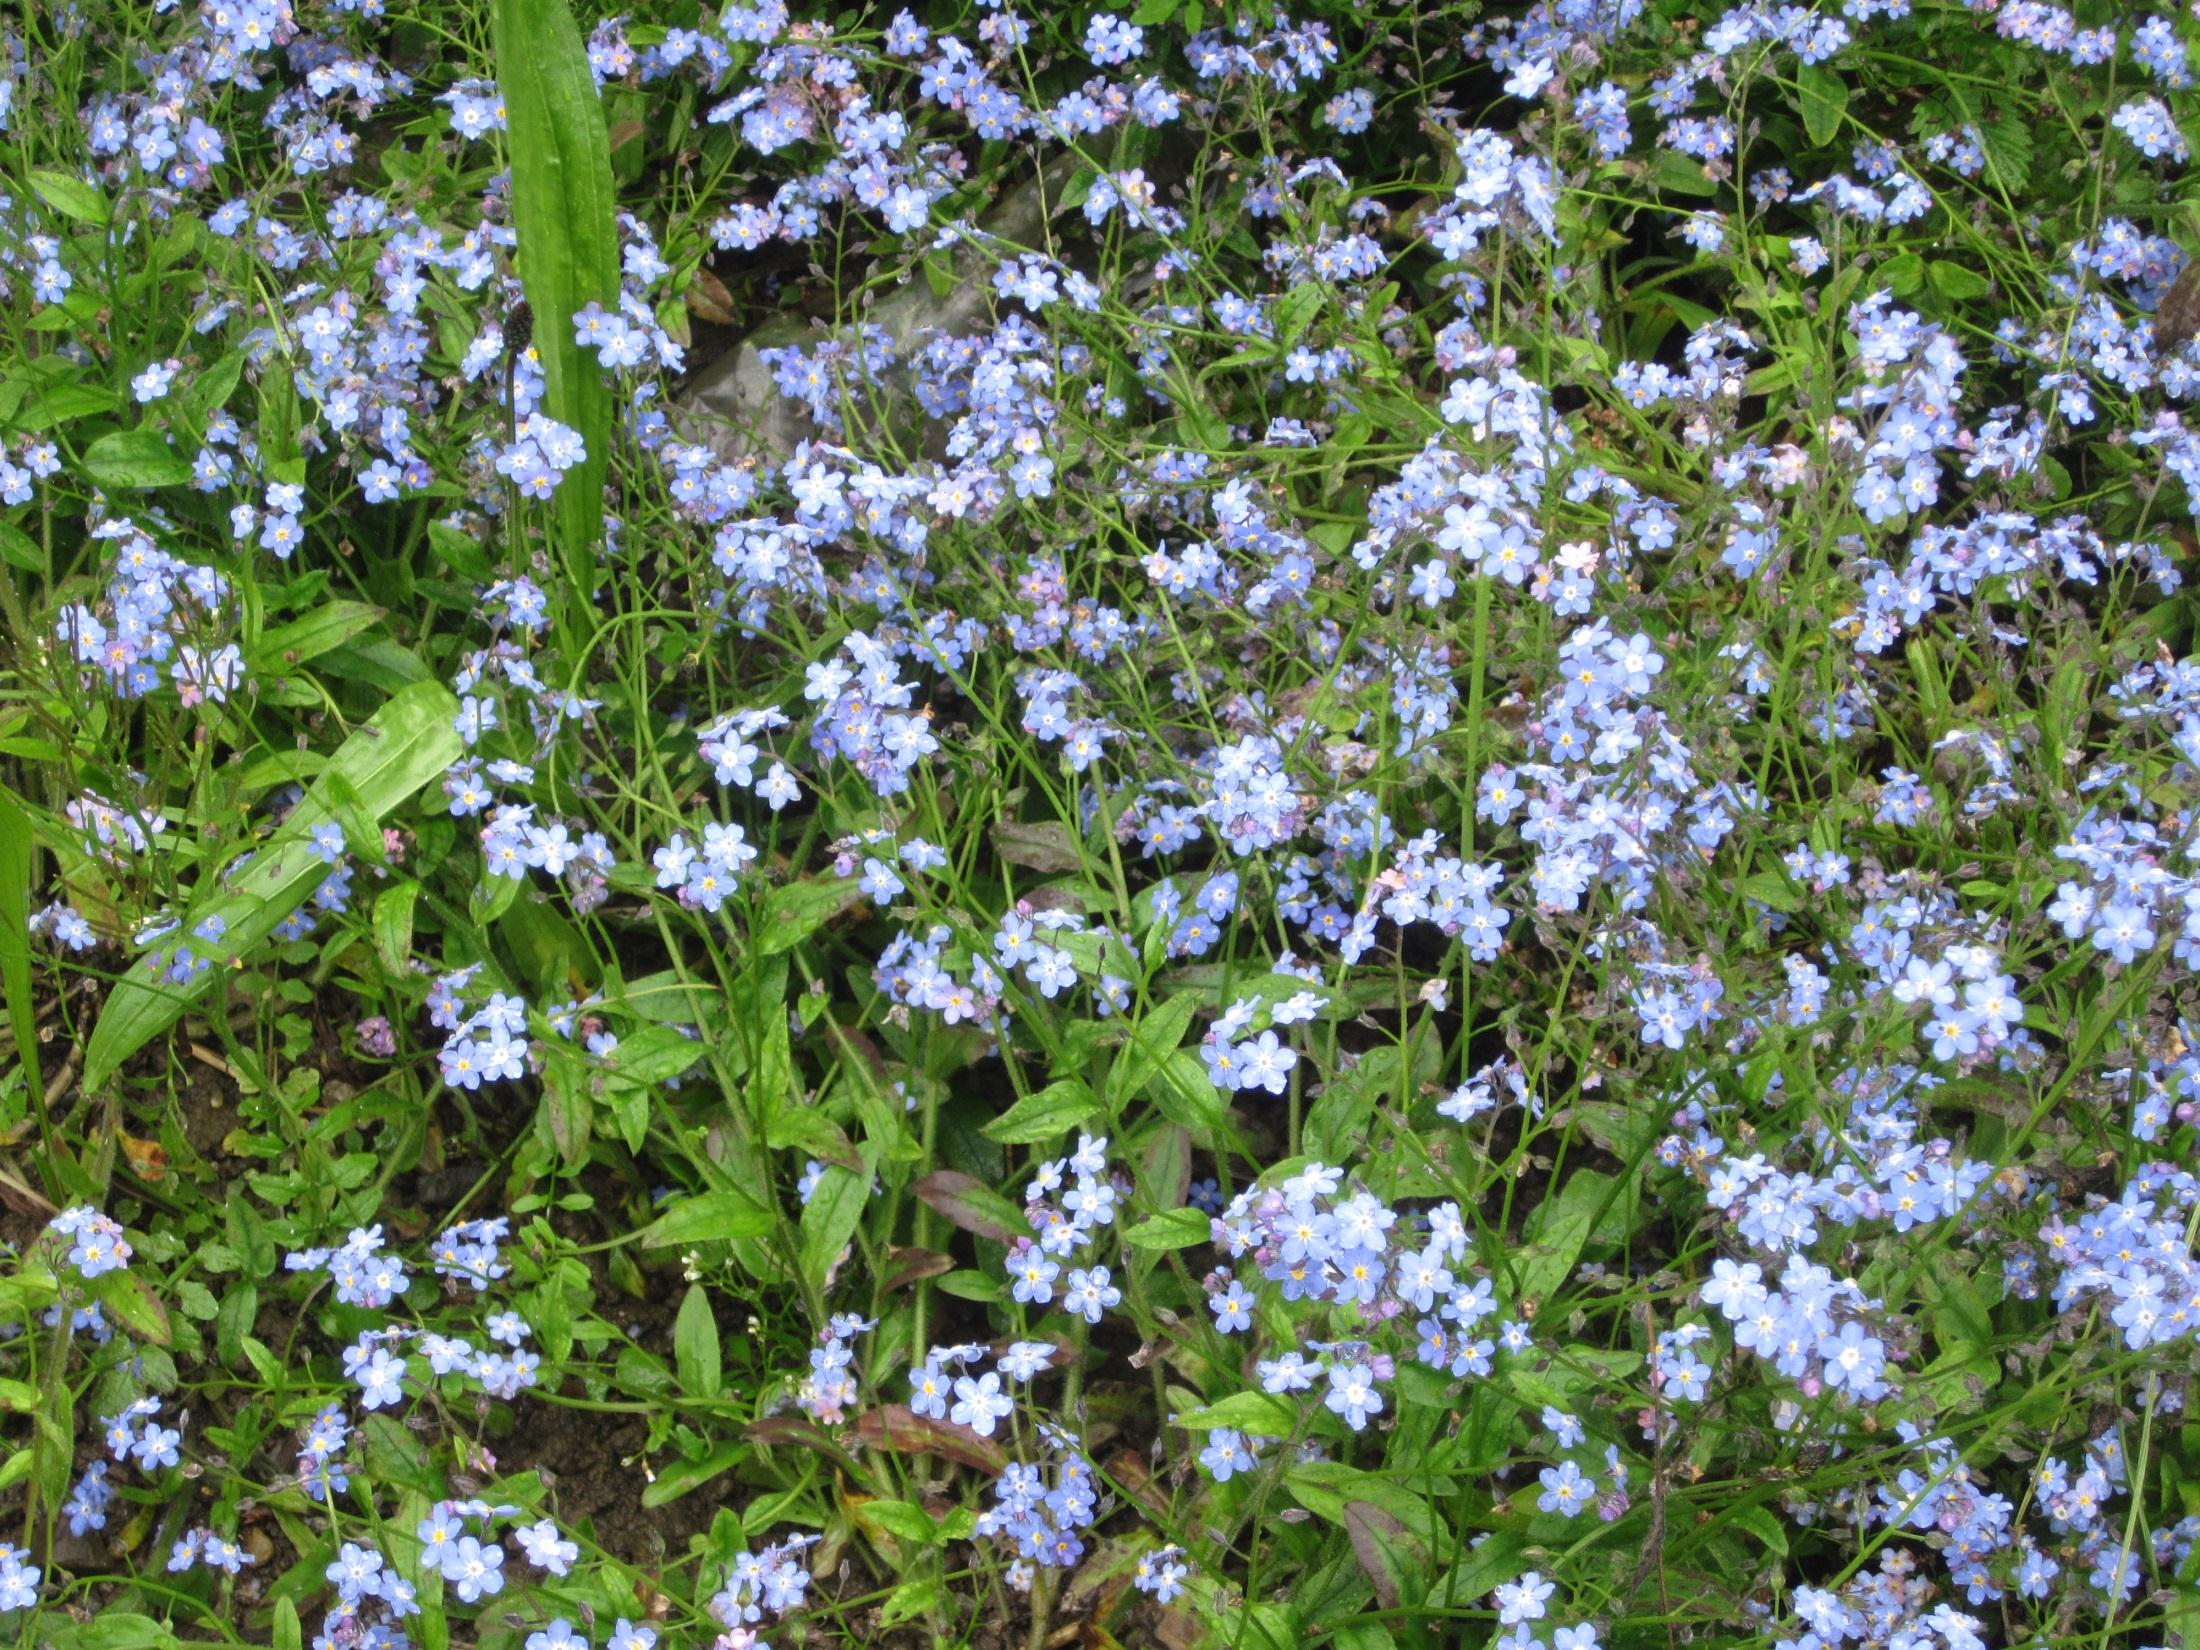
[2158,259,2200,354]
[882,1246,957,1292]
[852,1404,1008,1474]
[909,1169,1025,1244]
[743,1415,861,1472]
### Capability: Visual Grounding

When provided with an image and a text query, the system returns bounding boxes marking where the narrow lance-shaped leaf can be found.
[0,789,39,1100]
[493,0,619,619]
[80,682,463,1092]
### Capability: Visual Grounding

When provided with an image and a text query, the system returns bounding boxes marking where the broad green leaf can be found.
[878,1579,947,1628]
[81,430,192,490]
[637,1190,773,1247]
[493,0,618,619]
[980,1077,1100,1144]
[1122,1206,1210,1250]
[1286,1462,1436,1530]
[1435,1530,1529,1609]
[1722,1502,1790,1558]
[799,1161,870,1291]
[1740,869,1801,912]
[373,882,418,976]
[64,1615,176,1650]
[251,600,385,673]
[1148,1048,1225,1132]
[89,1267,171,1345]
[10,381,114,431]
[852,1496,941,1545]
[30,169,109,226]
[1511,1168,1614,1303]
[1175,1391,1300,1434]
[1797,62,1847,148]
[185,348,248,420]
[1881,251,1926,296]
[0,523,40,572]
[673,1283,723,1399]
[1928,260,1991,301]
[600,1025,705,1087]
[754,874,865,955]
[640,1440,746,1507]
[1275,282,1326,348]
[80,681,463,1091]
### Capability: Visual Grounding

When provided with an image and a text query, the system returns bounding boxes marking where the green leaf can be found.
[1881,251,1926,297]
[855,1497,942,1545]
[65,1615,176,1650]
[29,169,109,226]
[1739,869,1801,912]
[980,1077,1100,1144]
[1796,62,1847,148]
[1111,992,1200,1110]
[81,430,192,490]
[493,0,619,621]
[1723,1502,1790,1558]
[640,1440,747,1506]
[10,380,115,431]
[601,1025,705,1087]
[0,790,38,1104]
[185,349,248,421]
[1175,1391,1300,1435]
[1435,1530,1529,1609]
[637,1190,774,1247]
[1149,1049,1226,1132]
[80,681,464,1092]
[1927,260,1990,301]
[673,1283,723,1399]
[0,522,37,573]
[1512,1168,1613,1303]
[1274,283,1326,348]
[934,1269,1001,1302]
[89,1268,171,1345]
[1122,1206,1210,1250]
[754,874,865,955]
[1649,149,1719,197]
[878,1578,947,1628]
[251,600,385,673]
[373,882,418,977]
[798,1162,870,1291]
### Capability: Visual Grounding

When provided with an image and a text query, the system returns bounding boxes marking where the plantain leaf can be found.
[80,682,463,1092]
[493,0,618,623]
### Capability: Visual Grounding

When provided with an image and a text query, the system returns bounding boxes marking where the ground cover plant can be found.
[1,0,2199,1645]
